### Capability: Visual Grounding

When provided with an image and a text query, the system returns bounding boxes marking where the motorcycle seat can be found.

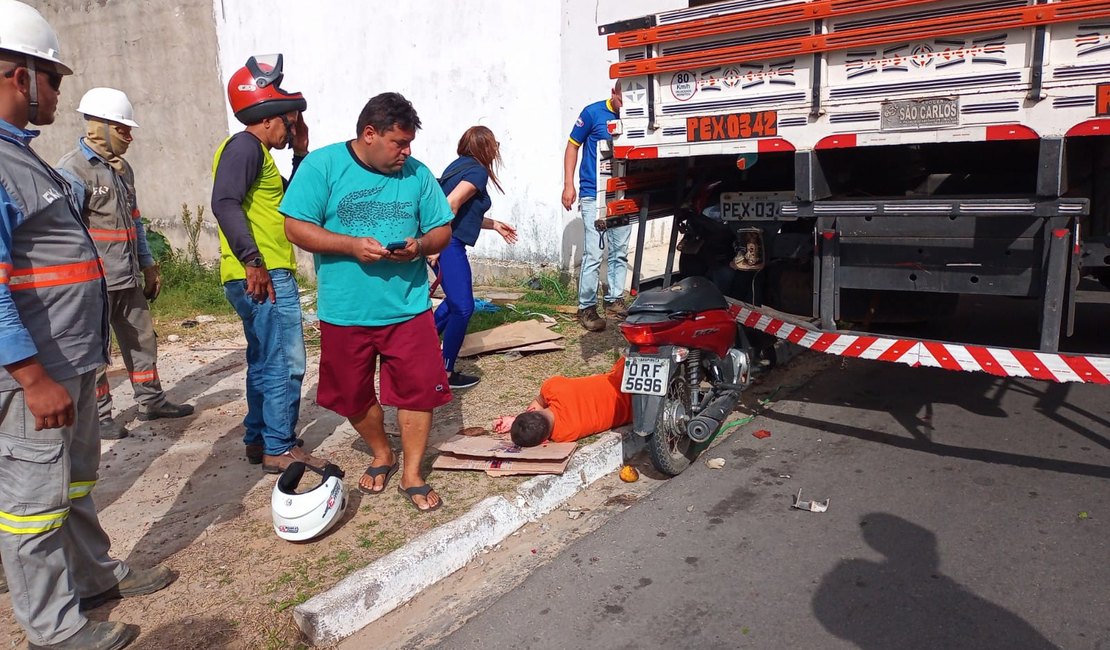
[627,276,729,315]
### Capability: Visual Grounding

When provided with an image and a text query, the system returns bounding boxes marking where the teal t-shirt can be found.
[280,141,454,326]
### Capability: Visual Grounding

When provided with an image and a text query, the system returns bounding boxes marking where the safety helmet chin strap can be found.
[25,56,39,124]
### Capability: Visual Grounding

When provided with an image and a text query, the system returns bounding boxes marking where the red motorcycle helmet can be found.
[227,54,307,125]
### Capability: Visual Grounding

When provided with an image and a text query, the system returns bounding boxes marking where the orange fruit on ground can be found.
[619,465,639,482]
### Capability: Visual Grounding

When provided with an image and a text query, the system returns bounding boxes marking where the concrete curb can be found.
[293,431,630,646]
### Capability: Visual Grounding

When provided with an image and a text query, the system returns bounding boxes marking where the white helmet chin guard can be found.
[272,462,346,542]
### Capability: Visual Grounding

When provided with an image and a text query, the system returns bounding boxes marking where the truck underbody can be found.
[599,0,1110,378]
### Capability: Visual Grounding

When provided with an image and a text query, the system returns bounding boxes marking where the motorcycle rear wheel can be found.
[647,369,698,476]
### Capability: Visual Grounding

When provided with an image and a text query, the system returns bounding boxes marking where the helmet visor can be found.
[245,53,283,88]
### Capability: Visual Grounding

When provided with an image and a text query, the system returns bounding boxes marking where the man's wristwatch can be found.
[245,256,264,268]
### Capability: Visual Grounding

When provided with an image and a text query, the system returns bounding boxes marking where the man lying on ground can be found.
[492,357,632,447]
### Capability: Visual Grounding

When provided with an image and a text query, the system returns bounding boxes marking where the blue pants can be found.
[434,237,474,373]
[224,269,306,456]
[578,196,631,309]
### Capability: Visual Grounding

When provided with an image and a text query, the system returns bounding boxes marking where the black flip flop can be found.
[397,484,443,512]
[358,462,398,495]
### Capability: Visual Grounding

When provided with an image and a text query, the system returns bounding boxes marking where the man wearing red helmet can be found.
[211,54,325,474]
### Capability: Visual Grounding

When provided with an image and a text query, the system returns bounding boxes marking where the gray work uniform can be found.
[0,122,127,646]
[57,140,167,419]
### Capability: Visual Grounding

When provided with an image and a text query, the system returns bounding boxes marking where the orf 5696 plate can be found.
[881,97,959,131]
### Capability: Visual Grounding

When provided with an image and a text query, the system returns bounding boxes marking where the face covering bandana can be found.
[84,119,130,173]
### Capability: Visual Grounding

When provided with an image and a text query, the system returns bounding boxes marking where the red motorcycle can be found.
[618,276,752,475]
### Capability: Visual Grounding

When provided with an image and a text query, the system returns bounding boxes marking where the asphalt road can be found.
[438,358,1110,650]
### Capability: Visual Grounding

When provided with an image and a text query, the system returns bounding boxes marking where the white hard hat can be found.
[77,87,138,127]
[0,0,73,75]
[272,462,347,542]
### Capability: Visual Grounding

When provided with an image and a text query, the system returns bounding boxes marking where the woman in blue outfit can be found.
[434,126,517,389]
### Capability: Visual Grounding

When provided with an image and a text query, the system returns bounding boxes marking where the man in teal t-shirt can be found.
[282,92,454,512]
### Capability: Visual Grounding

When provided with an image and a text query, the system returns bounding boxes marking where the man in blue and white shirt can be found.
[562,81,628,332]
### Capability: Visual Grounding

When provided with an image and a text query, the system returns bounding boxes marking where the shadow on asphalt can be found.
[762,361,1110,479]
[764,408,1110,479]
[813,512,1057,649]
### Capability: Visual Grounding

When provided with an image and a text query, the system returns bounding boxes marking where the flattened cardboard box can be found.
[433,453,572,476]
[437,434,577,461]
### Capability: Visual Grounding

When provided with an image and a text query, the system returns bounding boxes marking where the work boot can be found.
[99,418,129,440]
[246,437,303,464]
[604,298,629,319]
[28,621,138,650]
[262,444,328,475]
[80,565,177,611]
[576,306,606,332]
[138,401,194,421]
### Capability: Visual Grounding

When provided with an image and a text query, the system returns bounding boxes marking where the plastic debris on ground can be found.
[752,429,771,439]
[705,457,726,469]
[792,489,830,513]
[473,297,500,313]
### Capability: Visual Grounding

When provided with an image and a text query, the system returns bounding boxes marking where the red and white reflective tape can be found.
[736,305,1110,384]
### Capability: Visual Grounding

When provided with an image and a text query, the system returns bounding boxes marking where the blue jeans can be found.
[578,196,631,309]
[434,237,473,373]
[224,269,306,456]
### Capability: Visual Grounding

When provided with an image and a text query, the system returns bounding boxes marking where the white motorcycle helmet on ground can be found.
[272,461,347,542]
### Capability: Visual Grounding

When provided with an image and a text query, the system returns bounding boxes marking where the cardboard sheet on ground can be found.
[457,319,564,357]
[433,453,572,476]
[508,341,566,353]
[437,434,577,460]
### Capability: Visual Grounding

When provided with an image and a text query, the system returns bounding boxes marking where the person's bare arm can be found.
[284,217,388,264]
[387,223,453,263]
[561,141,580,210]
[446,181,478,215]
[526,393,547,411]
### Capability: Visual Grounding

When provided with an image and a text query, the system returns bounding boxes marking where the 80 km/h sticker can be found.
[670,71,697,101]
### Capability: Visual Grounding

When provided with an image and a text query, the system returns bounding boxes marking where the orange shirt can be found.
[541,358,632,442]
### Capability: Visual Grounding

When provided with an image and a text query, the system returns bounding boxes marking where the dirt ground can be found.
[0,314,628,650]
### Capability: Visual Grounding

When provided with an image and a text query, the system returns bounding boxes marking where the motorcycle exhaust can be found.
[686,389,741,443]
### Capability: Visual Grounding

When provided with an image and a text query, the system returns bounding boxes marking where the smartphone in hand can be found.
[385,240,407,252]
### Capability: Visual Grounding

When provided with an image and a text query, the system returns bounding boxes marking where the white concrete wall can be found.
[28,0,690,272]
[29,0,228,260]
[213,0,685,272]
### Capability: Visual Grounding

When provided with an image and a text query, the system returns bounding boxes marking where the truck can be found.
[597,0,1110,385]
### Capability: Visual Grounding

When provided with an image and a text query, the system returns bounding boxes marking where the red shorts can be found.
[317,311,452,417]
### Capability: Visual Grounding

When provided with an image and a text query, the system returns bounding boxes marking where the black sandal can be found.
[397,484,443,512]
[358,462,398,495]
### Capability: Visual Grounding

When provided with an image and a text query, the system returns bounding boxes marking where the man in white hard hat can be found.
[0,2,175,648]
[58,88,193,440]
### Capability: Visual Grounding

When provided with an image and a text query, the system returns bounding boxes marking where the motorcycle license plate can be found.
[621,358,669,396]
